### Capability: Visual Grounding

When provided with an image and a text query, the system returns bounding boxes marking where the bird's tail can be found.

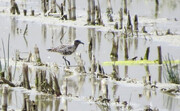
[47,49,53,52]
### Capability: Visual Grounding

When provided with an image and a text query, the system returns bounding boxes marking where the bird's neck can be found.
[74,43,79,48]
[74,44,79,50]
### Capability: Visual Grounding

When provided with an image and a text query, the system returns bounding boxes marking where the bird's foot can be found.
[63,56,71,66]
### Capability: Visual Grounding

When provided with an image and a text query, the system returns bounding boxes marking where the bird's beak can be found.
[80,42,84,45]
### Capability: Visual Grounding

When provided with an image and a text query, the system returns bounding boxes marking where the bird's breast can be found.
[59,47,75,55]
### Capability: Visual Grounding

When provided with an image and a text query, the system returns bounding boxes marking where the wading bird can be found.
[47,40,84,65]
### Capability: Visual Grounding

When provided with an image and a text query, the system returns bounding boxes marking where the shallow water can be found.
[0,0,180,111]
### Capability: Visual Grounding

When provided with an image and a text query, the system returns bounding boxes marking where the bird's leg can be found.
[63,56,71,66]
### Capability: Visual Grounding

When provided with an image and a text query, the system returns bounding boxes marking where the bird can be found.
[47,40,84,65]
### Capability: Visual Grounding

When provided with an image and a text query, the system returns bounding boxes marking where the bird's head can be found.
[74,40,84,46]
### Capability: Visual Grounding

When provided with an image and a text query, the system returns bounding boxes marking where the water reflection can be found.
[112,83,118,99]
[0,5,180,110]
[68,27,72,42]
[158,66,162,83]
[41,24,47,44]
[145,65,151,84]
[96,31,102,51]
[90,76,96,97]
[110,37,119,79]
[155,0,159,18]
[88,28,96,62]
[163,94,180,111]
[77,75,86,96]
[124,65,128,78]
[10,16,17,37]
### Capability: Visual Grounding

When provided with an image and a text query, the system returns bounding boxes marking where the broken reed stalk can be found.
[110,38,119,60]
[41,0,47,14]
[155,0,159,5]
[1,70,15,87]
[34,45,42,64]
[91,0,95,25]
[142,26,147,33]
[59,3,64,16]
[119,8,123,29]
[127,11,132,30]
[96,0,103,25]
[53,75,62,96]
[72,0,76,20]
[98,63,105,74]
[10,0,20,14]
[114,22,118,29]
[31,10,35,16]
[127,11,133,36]
[87,0,91,24]
[23,9,27,16]
[1,77,16,87]
[157,46,162,64]
[68,0,72,20]
[51,0,57,13]
[57,3,67,20]
[144,47,150,60]
[124,0,127,14]
[22,64,31,89]
[166,29,173,35]
[124,38,128,60]
[7,66,12,82]
[107,0,113,22]
[45,0,49,12]
[1,87,8,111]
[27,52,32,62]
[134,15,138,35]
[91,55,96,73]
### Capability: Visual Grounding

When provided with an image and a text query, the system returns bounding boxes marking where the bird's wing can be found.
[57,44,68,49]
[47,45,68,52]
[47,44,75,55]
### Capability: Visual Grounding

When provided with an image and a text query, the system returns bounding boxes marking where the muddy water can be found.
[0,14,179,111]
[0,0,180,111]
[0,15,179,80]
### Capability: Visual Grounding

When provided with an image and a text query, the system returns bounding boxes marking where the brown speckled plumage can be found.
[47,40,84,55]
